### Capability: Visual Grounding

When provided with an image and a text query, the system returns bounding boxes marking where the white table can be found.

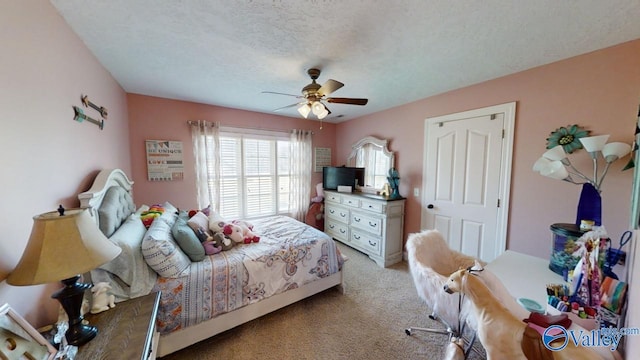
[486,250,563,312]
[485,250,621,360]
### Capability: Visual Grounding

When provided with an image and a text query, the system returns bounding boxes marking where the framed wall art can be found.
[0,303,56,360]
[145,140,185,181]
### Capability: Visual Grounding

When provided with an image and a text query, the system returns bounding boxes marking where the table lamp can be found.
[7,206,121,346]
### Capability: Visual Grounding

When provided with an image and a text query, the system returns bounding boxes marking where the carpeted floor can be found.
[160,243,485,359]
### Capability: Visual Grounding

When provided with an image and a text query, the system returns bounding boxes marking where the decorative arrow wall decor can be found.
[73,106,104,130]
[81,94,108,119]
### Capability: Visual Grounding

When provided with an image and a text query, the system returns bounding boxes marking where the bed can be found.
[78,168,345,357]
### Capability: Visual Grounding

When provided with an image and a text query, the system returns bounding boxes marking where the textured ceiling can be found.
[50,0,640,123]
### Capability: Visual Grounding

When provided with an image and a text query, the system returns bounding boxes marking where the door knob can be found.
[427,204,434,209]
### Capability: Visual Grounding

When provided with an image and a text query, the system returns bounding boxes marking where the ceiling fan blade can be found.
[326,97,368,106]
[318,79,344,96]
[262,91,302,98]
[273,102,305,112]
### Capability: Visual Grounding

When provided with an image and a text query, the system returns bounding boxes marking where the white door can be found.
[421,102,515,262]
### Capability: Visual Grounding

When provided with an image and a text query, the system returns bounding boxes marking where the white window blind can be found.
[217,130,290,219]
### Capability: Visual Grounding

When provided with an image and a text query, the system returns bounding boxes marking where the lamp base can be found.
[51,275,96,346]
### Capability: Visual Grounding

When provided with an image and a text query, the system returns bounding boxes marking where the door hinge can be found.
[438,122,444,127]
[490,114,497,120]
[497,199,501,207]
[502,129,505,138]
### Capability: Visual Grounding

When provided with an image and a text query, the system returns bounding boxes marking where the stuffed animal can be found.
[90,282,116,314]
[222,223,244,243]
[196,226,235,253]
[140,204,165,228]
[214,231,234,251]
[231,220,260,244]
[195,227,224,254]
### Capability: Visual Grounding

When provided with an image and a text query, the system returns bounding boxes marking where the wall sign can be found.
[314,147,331,172]
[145,140,184,181]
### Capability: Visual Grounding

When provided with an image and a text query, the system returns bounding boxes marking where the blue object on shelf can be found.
[517,298,545,314]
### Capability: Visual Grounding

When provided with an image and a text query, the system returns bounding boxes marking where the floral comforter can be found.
[152,215,344,334]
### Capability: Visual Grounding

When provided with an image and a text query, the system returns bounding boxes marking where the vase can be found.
[575,183,602,227]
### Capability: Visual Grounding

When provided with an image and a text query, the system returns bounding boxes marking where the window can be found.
[216,130,291,219]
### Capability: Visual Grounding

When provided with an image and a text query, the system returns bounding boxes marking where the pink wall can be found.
[127,94,337,209]
[336,39,640,259]
[0,1,130,327]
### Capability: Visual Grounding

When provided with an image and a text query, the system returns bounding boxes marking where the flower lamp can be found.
[533,125,631,226]
[7,206,121,346]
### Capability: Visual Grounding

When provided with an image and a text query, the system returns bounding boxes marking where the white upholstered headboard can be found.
[78,168,136,236]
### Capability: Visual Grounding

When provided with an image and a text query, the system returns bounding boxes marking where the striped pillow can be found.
[141,210,190,278]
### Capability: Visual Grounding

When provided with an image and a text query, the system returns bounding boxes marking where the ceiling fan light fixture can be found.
[317,108,329,120]
[311,101,325,115]
[298,104,311,118]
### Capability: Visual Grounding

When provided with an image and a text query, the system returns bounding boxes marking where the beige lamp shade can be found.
[7,208,121,286]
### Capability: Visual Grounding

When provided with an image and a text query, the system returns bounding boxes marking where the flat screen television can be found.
[323,166,365,190]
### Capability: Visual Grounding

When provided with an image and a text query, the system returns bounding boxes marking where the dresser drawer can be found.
[325,192,342,203]
[360,199,384,213]
[326,205,349,223]
[342,195,361,208]
[350,212,382,236]
[351,229,381,255]
[326,219,349,241]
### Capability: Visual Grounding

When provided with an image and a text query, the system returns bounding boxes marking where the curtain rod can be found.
[186,120,314,135]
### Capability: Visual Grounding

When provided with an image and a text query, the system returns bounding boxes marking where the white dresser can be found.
[324,190,405,267]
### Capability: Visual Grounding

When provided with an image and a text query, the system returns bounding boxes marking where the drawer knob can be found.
[369,240,377,246]
[354,234,361,240]
[427,204,434,209]
[354,217,361,222]
[369,221,376,227]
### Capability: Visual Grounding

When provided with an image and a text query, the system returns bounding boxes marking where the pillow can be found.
[99,213,149,285]
[172,211,205,262]
[208,210,227,233]
[187,211,209,232]
[141,211,190,278]
[94,208,158,300]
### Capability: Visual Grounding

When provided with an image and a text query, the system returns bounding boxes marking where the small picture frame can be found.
[0,303,56,360]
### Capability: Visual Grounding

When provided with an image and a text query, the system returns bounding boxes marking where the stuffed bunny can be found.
[91,282,116,314]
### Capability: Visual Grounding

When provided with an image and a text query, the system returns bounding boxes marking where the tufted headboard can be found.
[79,168,136,236]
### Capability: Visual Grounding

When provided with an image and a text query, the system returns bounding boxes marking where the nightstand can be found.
[77,291,160,360]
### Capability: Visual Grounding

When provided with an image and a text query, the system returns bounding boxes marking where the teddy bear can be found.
[230,220,260,244]
[90,282,116,314]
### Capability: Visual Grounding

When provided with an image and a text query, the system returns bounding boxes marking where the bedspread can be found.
[153,215,344,334]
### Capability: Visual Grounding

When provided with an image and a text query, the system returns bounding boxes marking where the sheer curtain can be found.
[289,129,313,221]
[190,120,220,211]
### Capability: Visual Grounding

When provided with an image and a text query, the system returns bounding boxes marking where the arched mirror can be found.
[347,136,394,192]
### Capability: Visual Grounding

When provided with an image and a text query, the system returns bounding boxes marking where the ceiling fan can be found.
[263,68,368,120]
